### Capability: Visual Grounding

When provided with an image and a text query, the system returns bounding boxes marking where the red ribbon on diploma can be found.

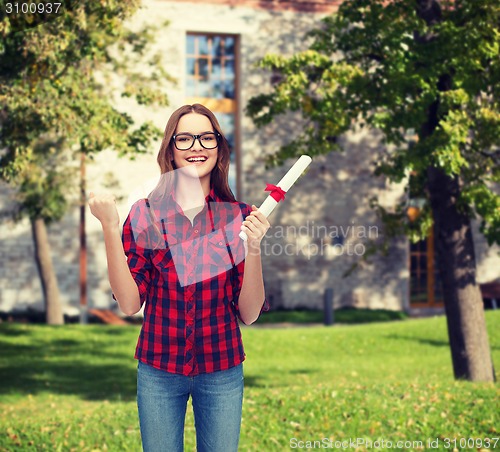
[265,183,287,202]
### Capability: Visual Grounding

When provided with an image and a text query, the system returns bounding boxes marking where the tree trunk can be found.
[31,217,64,325]
[416,0,495,382]
[426,169,495,381]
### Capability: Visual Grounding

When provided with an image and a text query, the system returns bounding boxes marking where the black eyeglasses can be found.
[172,132,220,151]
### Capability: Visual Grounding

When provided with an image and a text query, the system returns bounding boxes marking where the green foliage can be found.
[0,311,499,450]
[0,0,171,222]
[15,137,75,223]
[461,181,500,245]
[247,0,500,245]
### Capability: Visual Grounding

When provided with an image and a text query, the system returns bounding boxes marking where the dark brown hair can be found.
[152,103,236,202]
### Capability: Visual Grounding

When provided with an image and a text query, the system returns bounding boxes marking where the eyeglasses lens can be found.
[174,133,218,150]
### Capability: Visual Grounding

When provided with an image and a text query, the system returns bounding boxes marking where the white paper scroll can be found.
[239,155,312,241]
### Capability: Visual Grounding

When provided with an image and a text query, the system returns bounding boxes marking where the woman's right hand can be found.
[88,192,120,229]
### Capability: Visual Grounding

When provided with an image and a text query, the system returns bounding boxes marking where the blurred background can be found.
[1,0,498,324]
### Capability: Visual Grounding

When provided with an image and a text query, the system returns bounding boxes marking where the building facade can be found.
[1,0,498,317]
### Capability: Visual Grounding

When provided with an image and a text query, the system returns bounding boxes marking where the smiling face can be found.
[172,113,218,183]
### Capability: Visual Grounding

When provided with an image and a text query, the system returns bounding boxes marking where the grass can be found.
[253,308,408,324]
[0,311,498,451]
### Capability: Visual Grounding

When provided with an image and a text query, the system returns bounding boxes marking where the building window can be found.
[409,228,443,307]
[407,172,443,307]
[186,33,240,197]
[186,35,235,99]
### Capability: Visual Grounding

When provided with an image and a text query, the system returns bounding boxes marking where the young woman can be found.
[88,104,270,452]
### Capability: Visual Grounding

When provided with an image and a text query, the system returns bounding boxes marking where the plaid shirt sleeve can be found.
[231,203,270,322]
[120,199,152,306]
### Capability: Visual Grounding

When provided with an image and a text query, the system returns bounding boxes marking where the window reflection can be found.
[186,35,195,55]
[198,81,210,97]
[212,58,221,77]
[223,81,234,99]
[198,59,209,79]
[186,34,236,99]
[198,36,209,55]
[224,60,234,79]
[211,36,221,57]
[224,37,234,55]
[186,58,195,76]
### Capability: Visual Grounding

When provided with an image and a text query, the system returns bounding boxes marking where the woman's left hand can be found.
[241,205,271,252]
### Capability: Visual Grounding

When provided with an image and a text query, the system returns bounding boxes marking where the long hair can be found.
[146,104,236,248]
[151,104,236,203]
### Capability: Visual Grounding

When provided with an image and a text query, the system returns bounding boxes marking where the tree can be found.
[0,0,171,323]
[247,0,499,381]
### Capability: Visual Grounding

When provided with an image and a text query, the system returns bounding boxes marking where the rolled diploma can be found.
[239,155,312,240]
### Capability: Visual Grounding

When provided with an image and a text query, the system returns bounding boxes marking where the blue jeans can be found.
[137,360,244,452]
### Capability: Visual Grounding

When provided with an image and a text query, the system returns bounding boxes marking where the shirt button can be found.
[194,229,199,234]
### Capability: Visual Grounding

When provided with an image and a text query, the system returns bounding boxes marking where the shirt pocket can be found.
[150,235,179,286]
[206,230,235,275]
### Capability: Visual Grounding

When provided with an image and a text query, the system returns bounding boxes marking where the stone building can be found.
[1,0,499,318]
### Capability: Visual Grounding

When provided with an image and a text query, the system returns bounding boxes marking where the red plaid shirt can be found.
[120,186,269,376]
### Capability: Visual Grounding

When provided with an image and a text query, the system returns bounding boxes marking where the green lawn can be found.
[0,311,499,451]
[253,307,408,324]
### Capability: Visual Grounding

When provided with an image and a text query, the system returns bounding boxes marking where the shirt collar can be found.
[206,185,219,203]
[164,184,220,210]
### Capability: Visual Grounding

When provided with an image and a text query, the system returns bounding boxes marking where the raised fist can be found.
[88,192,120,228]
